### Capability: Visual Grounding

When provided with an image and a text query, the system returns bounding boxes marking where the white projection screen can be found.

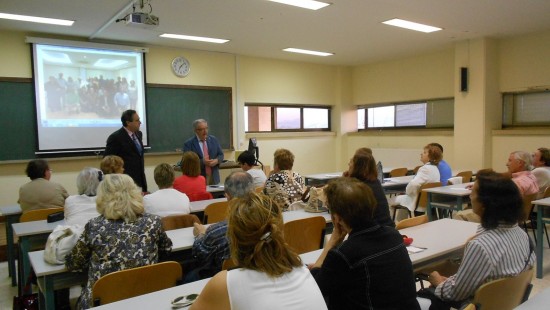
[27,37,148,153]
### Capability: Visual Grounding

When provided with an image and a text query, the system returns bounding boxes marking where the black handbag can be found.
[13,273,38,310]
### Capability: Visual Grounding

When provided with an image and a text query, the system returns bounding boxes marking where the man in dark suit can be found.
[104,109,147,191]
[183,119,224,185]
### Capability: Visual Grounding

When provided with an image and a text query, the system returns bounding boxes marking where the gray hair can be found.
[76,167,102,196]
[192,119,207,130]
[511,151,534,171]
[224,171,254,198]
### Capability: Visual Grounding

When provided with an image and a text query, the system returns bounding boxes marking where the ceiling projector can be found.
[125,12,159,28]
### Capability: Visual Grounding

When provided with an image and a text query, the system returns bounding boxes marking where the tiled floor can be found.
[1,231,550,309]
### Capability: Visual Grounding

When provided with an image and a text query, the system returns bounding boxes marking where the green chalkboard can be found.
[145,84,233,152]
[0,79,232,161]
[0,78,36,161]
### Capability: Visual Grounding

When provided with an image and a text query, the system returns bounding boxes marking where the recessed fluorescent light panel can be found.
[160,33,229,44]
[382,18,442,33]
[283,48,333,57]
[0,12,74,26]
[269,0,331,10]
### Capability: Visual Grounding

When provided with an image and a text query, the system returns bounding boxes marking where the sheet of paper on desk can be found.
[407,246,427,254]
[325,174,341,177]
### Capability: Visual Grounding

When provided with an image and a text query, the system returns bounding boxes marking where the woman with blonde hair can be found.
[392,144,441,217]
[65,174,172,309]
[100,155,124,174]
[190,192,327,310]
[173,151,212,201]
[264,148,305,210]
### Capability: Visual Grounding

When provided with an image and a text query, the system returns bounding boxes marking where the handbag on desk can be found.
[44,224,84,264]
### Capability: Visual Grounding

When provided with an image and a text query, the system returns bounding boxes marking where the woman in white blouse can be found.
[64,167,102,226]
[393,144,441,216]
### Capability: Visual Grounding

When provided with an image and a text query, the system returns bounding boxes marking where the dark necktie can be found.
[132,134,142,154]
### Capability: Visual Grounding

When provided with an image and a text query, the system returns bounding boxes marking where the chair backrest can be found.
[161,213,201,231]
[522,193,538,222]
[396,215,428,230]
[471,268,534,310]
[255,186,264,193]
[92,261,182,306]
[390,167,408,178]
[204,201,229,224]
[456,171,473,183]
[283,216,326,254]
[20,207,64,222]
[414,182,442,212]
[187,191,214,202]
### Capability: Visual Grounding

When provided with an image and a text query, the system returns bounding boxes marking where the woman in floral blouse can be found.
[65,174,172,309]
[264,148,305,210]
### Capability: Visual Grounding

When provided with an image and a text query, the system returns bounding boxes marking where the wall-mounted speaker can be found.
[460,67,468,92]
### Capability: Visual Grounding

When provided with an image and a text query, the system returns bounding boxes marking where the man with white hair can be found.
[506,150,539,197]
[454,150,538,222]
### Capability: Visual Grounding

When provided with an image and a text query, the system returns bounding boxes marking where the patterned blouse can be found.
[65,213,173,309]
[264,170,305,210]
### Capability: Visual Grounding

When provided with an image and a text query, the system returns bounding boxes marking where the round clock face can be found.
[171,56,190,77]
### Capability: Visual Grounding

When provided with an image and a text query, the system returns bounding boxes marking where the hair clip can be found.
[260,231,272,243]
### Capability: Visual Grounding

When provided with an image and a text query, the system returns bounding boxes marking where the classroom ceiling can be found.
[1,0,550,66]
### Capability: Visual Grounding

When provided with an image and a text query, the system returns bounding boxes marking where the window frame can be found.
[502,91,550,128]
[357,97,454,131]
[245,103,332,133]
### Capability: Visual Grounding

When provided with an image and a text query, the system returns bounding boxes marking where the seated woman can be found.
[346,151,394,227]
[420,170,535,310]
[144,163,191,217]
[65,174,173,310]
[392,144,441,217]
[237,150,267,188]
[64,167,102,226]
[264,148,304,210]
[18,159,69,211]
[100,155,124,174]
[190,192,327,310]
[174,151,212,201]
[309,178,420,310]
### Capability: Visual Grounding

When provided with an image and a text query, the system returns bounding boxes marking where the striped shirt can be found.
[435,224,535,302]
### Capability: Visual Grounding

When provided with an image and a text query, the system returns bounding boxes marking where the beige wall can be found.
[1,29,550,205]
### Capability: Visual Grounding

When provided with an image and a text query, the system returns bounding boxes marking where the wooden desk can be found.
[300,219,479,271]
[533,197,550,279]
[0,204,22,286]
[424,183,473,221]
[515,287,550,309]
[87,219,478,310]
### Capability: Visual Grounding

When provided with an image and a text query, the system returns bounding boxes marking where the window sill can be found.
[350,129,453,136]
[493,128,550,136]
[245,131,336,139]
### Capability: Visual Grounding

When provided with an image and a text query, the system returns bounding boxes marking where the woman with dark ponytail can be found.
[190,192,327,310]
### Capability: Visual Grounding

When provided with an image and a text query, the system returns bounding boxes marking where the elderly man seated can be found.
[454,151,538,222]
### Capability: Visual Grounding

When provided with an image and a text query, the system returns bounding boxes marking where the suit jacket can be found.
[183,135,224,184]
[104,127,147,191]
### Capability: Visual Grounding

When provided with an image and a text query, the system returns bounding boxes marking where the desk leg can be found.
[18,237,32,295]
[537,205,544,279]
[6,214,19,286]
[427,193,433,221]
[37,275,55,310]
[455,196,463,217]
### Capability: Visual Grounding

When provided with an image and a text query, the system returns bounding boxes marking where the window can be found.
[503,91,550,127]
[245,104,331,132]
[358,98,454,130]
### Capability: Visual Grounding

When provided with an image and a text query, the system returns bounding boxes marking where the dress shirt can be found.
[192,221,230,275]
[512,171,539,196]
[435,224,534,302]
